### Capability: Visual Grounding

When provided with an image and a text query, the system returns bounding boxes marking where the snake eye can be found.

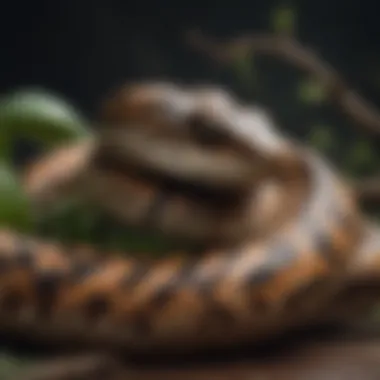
[187,115,227,147]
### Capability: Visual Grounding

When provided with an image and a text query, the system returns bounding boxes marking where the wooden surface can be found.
[11,324,380,380]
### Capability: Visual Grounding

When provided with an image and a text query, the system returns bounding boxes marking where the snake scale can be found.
[0,82,380,355]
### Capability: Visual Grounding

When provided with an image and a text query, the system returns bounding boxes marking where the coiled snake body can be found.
[0,82,378,354]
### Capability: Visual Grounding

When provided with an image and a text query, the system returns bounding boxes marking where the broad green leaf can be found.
[308,125,334,152]
[270,5,297,35]
[0,162,32,231]
[0,133,11,163]
[0,88,91,148]
[0,354,27,379]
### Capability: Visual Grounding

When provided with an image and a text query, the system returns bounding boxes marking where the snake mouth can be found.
[31,145,248,257]
[94,127,264,192]
[25,137,250,255]
[79,140,257,249]
[92,146,246,209]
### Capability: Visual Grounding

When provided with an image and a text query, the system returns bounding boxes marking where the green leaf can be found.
[0,88,91,148]
[0,162,32,232]
[0,353,27,379]
[298,78,326,105]
[270,5,297,36]
[345,139,375,173]
[308,125,334,152]
[0,133,11,163]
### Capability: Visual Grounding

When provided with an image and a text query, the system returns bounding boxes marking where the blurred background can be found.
[1,0,380,174]
[1,1,380,378]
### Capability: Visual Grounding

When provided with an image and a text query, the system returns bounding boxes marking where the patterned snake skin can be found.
[0,82,378,355]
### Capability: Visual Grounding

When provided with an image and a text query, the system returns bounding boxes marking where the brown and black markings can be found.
[0,82,368,355]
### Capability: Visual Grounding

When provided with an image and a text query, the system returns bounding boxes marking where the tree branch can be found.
[186,30,380,205]
[186,30,380,137]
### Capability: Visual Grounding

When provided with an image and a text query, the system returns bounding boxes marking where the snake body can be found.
[0,82,376,354]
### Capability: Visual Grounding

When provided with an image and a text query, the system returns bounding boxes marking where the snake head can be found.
[23,82,306,244]
[96,82,294,191]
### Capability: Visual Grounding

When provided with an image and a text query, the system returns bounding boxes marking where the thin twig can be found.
[186,30,380,203]
[186,30,380,137]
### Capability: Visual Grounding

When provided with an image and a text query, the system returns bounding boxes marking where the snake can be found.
[0,81,379,356]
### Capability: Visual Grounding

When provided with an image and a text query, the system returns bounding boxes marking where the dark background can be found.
[1,2,380,374]
[1,0,380,174]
